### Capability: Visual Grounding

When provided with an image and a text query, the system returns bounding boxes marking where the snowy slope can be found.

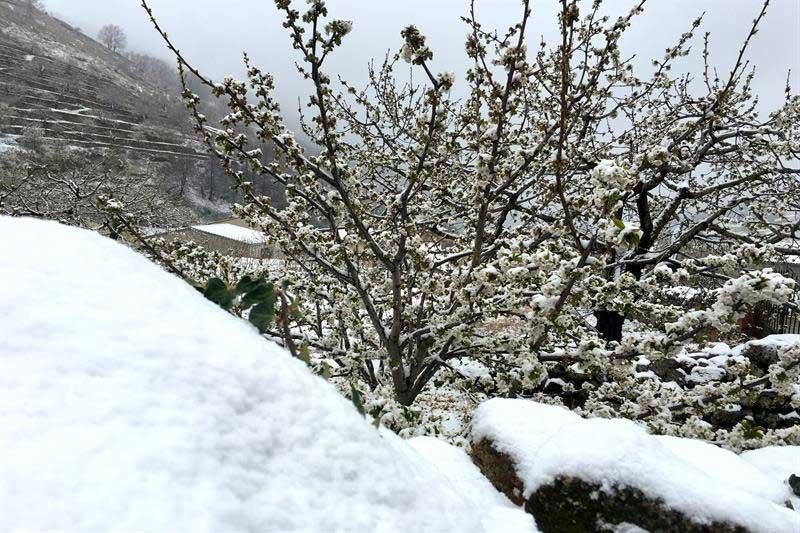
[409,437,538,533]
[471,399,800,533]
[0,216,500,532]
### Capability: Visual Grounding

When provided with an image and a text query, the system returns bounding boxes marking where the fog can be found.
[43,0,799,117]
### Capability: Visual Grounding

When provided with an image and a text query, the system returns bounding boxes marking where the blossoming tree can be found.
[142,0,798,441]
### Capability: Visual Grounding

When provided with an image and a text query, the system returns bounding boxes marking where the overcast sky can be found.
[42,0,799,116]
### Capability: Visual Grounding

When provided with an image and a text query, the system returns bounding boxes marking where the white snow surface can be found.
[0,216,485,532]
[741,446,800,510]
[408,437,538,533]
[193,222,267,244]
[733,333,800,354]
[471,399,800,533]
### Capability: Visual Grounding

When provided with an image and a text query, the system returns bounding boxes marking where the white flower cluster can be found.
[589,159,634,211]
[154,0,800,451]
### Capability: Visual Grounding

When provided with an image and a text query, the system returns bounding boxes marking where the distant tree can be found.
[98,24,127,54]
[24,0,44,19]
[127,52,179,92]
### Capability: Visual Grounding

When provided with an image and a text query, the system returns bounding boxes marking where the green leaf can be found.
[612,218,625,229]
[248,301,275,333]
[241,281,274,309]
[235,275,258,295]
[350,384,366,416]
[739,419,764,440]
[626,231,641,249]
[298,343,311,365]
[319,360,332,380]
[203,278,234,309]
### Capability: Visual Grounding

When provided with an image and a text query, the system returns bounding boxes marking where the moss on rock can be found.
[528,476,747,533]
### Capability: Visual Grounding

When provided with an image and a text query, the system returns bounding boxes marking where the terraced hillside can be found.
[0,0,205,161]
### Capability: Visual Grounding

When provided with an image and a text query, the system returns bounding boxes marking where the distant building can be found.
[155,218,272,259]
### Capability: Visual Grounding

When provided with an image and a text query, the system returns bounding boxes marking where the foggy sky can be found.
[42,0,800,116]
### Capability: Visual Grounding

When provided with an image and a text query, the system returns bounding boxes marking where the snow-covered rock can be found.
[0,216,501,532]
[471,399,800,533]
[736,334,800,368]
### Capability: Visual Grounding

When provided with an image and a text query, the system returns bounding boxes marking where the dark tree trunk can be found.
[595,310,625,342]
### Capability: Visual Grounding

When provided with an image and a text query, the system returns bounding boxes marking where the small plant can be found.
[198,275,277,333]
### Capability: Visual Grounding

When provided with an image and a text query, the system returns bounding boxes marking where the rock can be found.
[741,343,780,372]
[471,399,800,533]
[790,475,800,498]
[651,358,687,384]
[528,476,747,533]
[472,438,748,533]
[471,438,526,506]
[707,406,746,429]
[742,390,792,411]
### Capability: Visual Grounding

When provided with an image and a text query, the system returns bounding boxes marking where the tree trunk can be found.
[595,310,625,342]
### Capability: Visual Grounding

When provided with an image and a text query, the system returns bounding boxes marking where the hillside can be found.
[0,0,204,160]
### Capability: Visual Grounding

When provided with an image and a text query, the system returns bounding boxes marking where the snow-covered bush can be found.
[0,144,196,232]
[142,0,799,443]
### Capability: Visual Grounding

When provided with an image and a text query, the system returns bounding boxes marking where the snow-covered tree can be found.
[142,0,798,430]
[98,24,127,54]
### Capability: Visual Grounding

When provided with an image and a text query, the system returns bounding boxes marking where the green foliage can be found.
[298,343,311,365]
[248,302,275,333]
[738,419,765,441]
[350,384,366,416]
[198,275,277,333]
[203,278,235,309]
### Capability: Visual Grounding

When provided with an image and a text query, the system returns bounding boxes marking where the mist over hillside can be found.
[0,0,286,221]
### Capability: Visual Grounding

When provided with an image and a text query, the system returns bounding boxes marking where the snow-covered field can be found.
[0,216,533,532]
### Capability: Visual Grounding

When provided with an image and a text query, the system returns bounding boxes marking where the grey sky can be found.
[42,0,799,116]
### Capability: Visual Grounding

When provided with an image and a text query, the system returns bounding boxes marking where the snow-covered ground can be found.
[472,399,800,533]
[0,135,18,154]
[0,216,531,532]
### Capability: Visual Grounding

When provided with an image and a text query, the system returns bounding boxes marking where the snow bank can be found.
[471,399,799,533]
[408,437,538,533]
[193,222,267,244]
[0,216,486,532]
